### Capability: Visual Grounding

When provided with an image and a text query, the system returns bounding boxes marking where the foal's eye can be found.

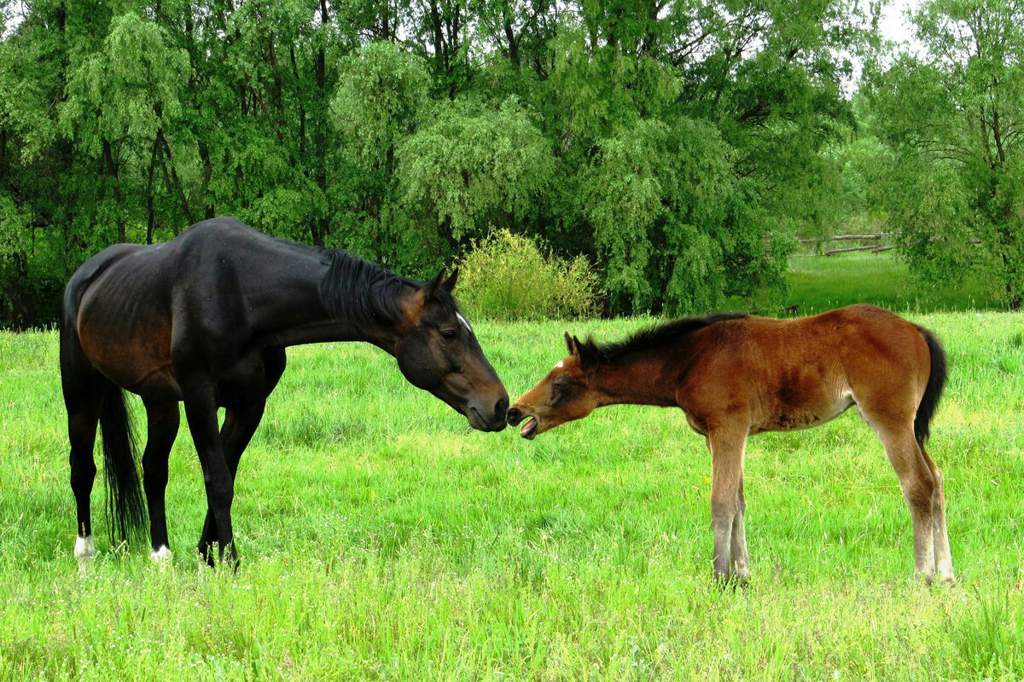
[440,328,458,339]
[550,376,577,404]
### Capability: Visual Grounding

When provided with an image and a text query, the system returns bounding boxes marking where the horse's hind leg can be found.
[66,391,101,565]
[61,337,102,565]
[141,399,180,562]
[920,447,954,582]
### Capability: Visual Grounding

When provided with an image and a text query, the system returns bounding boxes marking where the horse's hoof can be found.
[150,545,173,565]
[74,535,95,562]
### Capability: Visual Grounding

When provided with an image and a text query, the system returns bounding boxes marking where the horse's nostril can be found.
[506,406,523,425]
[495,396,509,420]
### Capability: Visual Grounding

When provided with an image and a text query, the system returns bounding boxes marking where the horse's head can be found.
[395,269,508,431]
[507,333,601,439]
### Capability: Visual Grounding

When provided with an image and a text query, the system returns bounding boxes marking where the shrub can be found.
[455,230,601,321]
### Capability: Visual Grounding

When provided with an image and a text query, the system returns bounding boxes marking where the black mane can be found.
[318,250,458,324]
[584,313,748,362]
[319,250,415,324]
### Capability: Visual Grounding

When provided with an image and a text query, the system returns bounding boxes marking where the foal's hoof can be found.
[713,572,750,590]
[916,571,955,587]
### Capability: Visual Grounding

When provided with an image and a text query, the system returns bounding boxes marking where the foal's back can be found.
[677,305,933,435]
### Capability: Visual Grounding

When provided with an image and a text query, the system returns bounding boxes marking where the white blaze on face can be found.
[456,312,473,333]
[555,361,564,369]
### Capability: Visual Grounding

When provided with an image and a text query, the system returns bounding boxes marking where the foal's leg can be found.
[730,474,749,580]
[197,399,266,565]
[707,427,748,582]
[181,378,238,566]
[920,448,954,582]
[141,399,180,562]
[873,422,937,580]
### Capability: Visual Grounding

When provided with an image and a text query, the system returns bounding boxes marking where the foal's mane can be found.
[318,250,458,324]
[584,313,748,362]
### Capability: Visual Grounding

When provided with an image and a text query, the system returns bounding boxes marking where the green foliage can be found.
[0,0,878,326]
[331,42,429,168]
[398,99,555,240]
[583,118,790,314]
[455,229,600,320]
[864,0,1024,307]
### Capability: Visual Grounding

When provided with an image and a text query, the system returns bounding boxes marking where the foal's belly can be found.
[751,393,855,434]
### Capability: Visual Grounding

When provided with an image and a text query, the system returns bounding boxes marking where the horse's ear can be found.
[442,268,459,293]
[422,269,446,300]
[564,332,577,355]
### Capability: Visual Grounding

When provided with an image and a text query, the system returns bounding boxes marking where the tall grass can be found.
[0,312,1022,679]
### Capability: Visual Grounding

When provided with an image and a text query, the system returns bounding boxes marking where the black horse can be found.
[60,217,508,566]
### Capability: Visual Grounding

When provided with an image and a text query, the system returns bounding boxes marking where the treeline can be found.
[1,0,1019,329]
[0,0,873,326]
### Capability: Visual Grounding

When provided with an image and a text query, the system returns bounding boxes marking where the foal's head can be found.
[395,269,509,432]
[506,333,601,439]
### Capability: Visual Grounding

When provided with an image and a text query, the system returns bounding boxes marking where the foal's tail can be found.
[99,386,147,544]
[914,327,948,446]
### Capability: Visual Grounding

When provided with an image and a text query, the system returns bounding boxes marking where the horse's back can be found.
[64,218,312,396]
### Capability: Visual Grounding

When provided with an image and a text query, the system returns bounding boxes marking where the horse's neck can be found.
[251,258,406,352]
[593,350,679,408]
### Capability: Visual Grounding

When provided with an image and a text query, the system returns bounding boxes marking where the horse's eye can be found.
[440,328,458,339]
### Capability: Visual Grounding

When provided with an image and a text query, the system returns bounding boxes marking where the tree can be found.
[866,0,1024,307]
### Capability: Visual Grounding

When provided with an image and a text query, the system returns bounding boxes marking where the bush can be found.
[455,230,601,321]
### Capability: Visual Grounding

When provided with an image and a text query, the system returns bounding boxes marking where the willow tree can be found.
[866,0,1024,307]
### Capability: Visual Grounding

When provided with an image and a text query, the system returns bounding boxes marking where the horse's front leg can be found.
[729,474,749,581]
[707,426,748,583]
[181,378,238,567]
[198,399,266,565]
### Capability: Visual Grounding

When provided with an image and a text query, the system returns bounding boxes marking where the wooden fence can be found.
[798,233,894,256]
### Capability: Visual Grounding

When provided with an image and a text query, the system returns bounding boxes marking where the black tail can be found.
[99,387,147,544]
[915,327,948,446]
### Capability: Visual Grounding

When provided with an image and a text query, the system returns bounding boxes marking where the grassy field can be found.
[727,252,1006,315]
[1,311,1023,680]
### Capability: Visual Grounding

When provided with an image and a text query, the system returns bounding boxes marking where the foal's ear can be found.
[573,335,598,367]
[564,331,577,355]
[442,268,459,293]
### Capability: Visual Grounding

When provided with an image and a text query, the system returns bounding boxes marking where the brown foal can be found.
[507,304,952,583]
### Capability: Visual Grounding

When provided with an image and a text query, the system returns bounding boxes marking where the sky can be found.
[879,0,923,50]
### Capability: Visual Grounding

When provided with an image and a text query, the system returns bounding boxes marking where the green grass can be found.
[1,313,1024,679]
[726,253,1006,315]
